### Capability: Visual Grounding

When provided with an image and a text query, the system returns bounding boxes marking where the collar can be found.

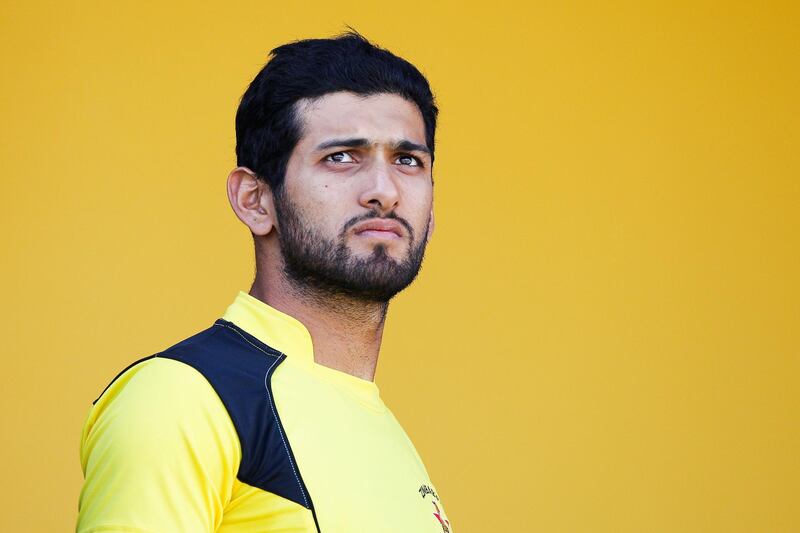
[222,291,316,363]
[222,291,386,412]
[221,291,384,411]
[222,291,385,404]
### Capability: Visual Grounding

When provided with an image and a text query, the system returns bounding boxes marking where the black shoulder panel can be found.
[139,319,315,515]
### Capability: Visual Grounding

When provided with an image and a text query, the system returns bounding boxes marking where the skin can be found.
[227,92,434,380]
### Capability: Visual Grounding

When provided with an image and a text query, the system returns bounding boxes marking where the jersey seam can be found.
[212,321,311,510]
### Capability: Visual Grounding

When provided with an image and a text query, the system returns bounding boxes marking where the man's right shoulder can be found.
[77,325,243,532]
[84,317,286,449]
[90,323,224,406]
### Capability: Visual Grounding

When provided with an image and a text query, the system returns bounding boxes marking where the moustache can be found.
[341,210,415,242]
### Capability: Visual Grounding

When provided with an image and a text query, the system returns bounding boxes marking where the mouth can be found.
[351,218,405,240]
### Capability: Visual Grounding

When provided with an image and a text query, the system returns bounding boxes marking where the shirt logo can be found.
[432,501,451,532]
[419,484,451,532]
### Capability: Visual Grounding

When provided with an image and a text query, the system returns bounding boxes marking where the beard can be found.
[272,191,429,304]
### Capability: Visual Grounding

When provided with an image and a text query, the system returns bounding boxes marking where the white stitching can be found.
[213,322,310,508]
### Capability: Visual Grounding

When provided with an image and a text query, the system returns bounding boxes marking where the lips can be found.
[351,218,405,238]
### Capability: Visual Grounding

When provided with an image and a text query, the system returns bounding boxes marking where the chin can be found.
[370,244,409,262]
[350,241,402,259]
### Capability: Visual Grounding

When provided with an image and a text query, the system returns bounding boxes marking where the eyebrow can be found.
[394,140,431,155]
[315,137,431,155]
[316,138,370,151]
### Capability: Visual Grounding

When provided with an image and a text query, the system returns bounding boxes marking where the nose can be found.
[358,160,400,215]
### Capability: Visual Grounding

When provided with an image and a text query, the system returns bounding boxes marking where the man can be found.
[77,32,453,532]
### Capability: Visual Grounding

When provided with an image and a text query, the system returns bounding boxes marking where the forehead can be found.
[294,92,426,148]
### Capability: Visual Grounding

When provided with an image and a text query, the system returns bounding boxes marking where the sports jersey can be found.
[77,291,453,532]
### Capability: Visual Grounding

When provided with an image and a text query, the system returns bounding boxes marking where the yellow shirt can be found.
[78,292,453,532]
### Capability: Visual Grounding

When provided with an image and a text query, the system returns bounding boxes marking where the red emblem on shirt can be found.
[432,501,450,532]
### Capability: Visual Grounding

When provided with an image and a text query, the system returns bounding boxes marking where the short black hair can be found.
[235,31,438,193]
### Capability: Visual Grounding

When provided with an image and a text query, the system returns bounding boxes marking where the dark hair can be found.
[235,31,438,193]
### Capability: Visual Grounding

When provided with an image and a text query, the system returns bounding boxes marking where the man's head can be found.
[228,32,438,304]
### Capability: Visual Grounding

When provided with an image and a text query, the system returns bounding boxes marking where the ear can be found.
[226,167,276,236]
[426,209,435,242]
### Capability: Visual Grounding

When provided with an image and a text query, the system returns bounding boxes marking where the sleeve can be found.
[77,357,241,533]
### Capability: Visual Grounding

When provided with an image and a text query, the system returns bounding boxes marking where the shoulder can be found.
[82,322,241,447]
[90,355,223,422]
[86,320,272,430]
[81,356,240,466]
[80,320,280,468]
[78,343,242,532]
[79,321,253,471]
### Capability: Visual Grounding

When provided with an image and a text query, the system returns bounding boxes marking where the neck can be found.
[249,269,388,381]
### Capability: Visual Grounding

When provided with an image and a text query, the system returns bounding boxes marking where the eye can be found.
[396,154,421,167]
[325,151,356,163]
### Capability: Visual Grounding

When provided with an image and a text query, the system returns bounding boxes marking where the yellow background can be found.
[1,1,798,531]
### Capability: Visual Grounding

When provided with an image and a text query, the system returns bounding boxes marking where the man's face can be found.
[274,92,434,303]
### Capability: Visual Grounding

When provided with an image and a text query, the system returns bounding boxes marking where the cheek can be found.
[299,180,356,234]
[404,182,433,228]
